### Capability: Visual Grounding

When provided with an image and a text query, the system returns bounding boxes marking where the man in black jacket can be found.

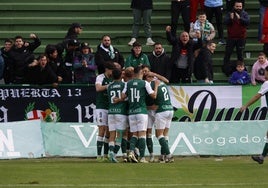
[25,55,62,86]
[0,38,13,84]
[95,35,124,74]
[166,25,202,83]
[8,34,41,84]
[148,42,172,81]
[193,41,216,83]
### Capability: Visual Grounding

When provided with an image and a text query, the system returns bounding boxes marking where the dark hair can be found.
[236,60,244,67]
[45,44,57,55]
[101,35,111,40]
[104,61,116,70]
[197,10,206,16]
[14,35,23,40]
[265,66,268,72]
[112,68,122,80]
[154,42,162,46]
[141,64,150,70]
[37,54,47,61]
[132,41,142,47]
[4,38,13,44]
[206,40,216,46]
[259,52,266,57]
[134,65,143,74]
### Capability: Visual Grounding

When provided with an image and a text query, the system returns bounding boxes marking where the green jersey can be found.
[95,73,113,109]
[107,80,128,115]
[125,53,151,68]
[124,78,154,115]
[155,82,173,113]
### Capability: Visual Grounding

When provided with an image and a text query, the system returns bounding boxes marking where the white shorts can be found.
[155,111,174,130]
[147,110,156,129]
[128,114,148,133]
[95,109,108,126]
[108,114,128,131]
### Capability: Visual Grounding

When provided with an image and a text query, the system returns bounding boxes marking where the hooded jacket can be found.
[148,49,172,81]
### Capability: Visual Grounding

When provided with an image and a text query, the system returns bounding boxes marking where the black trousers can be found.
[171,0,190,36]
[223,38,246,65]
[264,43,268,57]
[204,5,224,39]
[170,67,191,83]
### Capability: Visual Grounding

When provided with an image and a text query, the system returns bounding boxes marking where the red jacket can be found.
[224,10,250,39]
[261,8,268,43]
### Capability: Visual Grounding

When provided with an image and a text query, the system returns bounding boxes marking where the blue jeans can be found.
[131,8,152,38]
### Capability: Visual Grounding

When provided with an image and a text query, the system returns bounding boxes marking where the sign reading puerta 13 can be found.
[0,85,267,123]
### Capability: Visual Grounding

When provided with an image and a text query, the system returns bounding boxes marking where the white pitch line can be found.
[1,183,268,187]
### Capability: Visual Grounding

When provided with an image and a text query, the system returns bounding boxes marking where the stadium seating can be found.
[0,0,261,82]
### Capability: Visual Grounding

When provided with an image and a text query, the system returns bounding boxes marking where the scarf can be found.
[193,20,212,40]
[100,43,115,59]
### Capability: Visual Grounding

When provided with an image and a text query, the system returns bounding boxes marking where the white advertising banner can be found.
[0,120,45,159]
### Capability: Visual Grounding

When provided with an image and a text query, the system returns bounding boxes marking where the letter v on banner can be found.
[170,132,197,154]
[70,125,98,147]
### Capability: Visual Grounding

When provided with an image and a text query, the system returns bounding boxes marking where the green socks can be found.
[159,137,170,155]
[138,137,146,158]
[146,137,153,154]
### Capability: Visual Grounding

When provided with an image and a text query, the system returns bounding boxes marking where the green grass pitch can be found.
[0,156,268,188]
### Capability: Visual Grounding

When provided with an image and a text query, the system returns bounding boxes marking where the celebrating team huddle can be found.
[95,62,174,163]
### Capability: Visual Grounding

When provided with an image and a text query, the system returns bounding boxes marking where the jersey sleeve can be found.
[95,74,104,85]
[122,82,127,94]
[258,81,268,95]
[145,81,154,95]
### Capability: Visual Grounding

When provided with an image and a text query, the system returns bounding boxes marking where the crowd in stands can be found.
[0,0,267,86]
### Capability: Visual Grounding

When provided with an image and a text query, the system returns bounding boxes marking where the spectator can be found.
[193,41,216,83]
[95,35,124,74]
[229,60,250,85]
[190,0,205,23]
[25,55,62,86]
[57,22,83,55]
[148,42,172,81]
[189,10,215,43]
[128,0,155,46]
[0,39,13,84]
[8,34,41,84]
[73,42,97,84]
[222,1,249,77]
[258,0,268,42]
[170,0,190,36]
[125,41,151,68]
[225,0,245,12]
[251,52,268,85]
[64,22,83,41]
[260,7,268,56]
[204,0,225,45]
[0,50,4,81]
[45,44,65,80]
[61,39,81,84]
[166,25,202,83]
